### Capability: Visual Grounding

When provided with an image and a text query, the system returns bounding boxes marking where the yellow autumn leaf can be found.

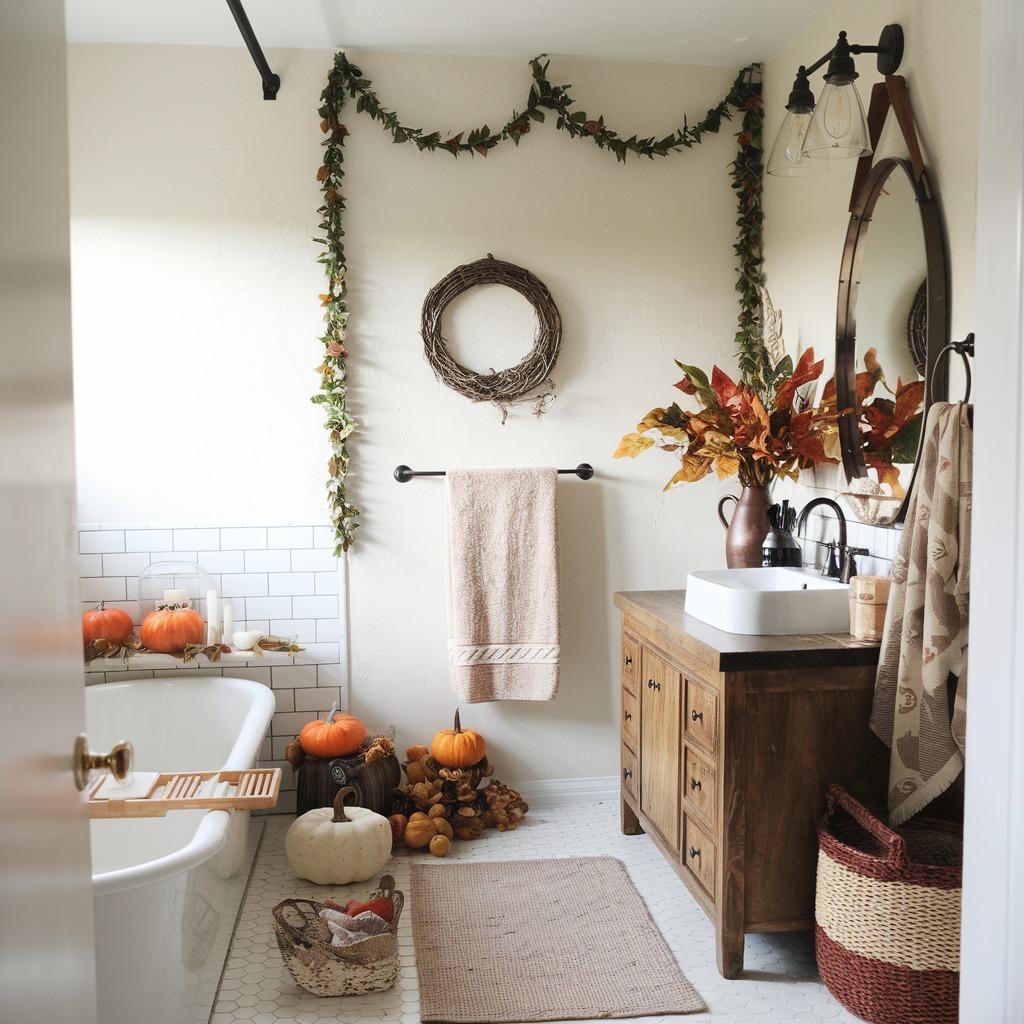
[713,454,740,480]
[664,455,712,489]
[875,464,907,500]
[613,433,656,459]
[632,409,682,439]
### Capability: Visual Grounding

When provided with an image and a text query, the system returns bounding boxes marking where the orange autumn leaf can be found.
[890,378,925,432]
[773,347,825,412]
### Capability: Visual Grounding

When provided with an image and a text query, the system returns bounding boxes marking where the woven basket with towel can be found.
[272,876,404,996]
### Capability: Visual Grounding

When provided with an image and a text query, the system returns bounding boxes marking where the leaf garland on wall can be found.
[314,53,764,555]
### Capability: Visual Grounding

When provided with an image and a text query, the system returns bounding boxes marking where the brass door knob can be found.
[74,734,133,791]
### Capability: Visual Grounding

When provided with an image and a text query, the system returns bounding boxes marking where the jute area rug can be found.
[411,856,706,1023]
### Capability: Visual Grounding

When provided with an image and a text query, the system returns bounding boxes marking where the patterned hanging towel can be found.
[445,467,560,702]
[869,402,972,826]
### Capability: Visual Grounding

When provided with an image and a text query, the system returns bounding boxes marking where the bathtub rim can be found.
[87,675,275,897]
[92,808,233,897]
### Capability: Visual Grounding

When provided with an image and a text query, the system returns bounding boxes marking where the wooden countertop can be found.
[614,590,881,672]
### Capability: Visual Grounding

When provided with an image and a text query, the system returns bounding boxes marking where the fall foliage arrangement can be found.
[615,346,843,490]
[849,347,925,500]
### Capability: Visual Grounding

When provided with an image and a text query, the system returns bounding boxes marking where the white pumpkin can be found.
[285,786,393,885]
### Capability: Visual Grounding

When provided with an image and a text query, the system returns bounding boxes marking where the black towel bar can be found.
[394,464,594,483]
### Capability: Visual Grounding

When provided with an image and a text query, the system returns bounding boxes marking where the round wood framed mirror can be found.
[835,156,949,524]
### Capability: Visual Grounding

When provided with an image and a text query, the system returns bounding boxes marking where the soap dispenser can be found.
[762,500,803,568]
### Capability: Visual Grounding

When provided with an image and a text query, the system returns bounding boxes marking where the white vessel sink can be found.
[684,567,850,636]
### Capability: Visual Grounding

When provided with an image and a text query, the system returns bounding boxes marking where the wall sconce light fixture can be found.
[767,24,904,177]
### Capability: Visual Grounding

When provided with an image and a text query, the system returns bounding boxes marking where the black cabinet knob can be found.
[689,845,701,859]
[691,709,703,723]
[625,654,633,666]
[690,778,702,791]
[623,710,632,722]
[623,768,633,780]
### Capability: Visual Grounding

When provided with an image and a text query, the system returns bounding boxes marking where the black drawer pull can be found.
[624,655,633,666]
[647,679,661,692]
[691,709,703,723]
[623,768,633,780]
[689,845,701,859]
[623,711,632,722]
[690,778,702,791]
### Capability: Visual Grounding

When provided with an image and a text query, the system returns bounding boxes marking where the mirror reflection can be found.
[836,157,946,524]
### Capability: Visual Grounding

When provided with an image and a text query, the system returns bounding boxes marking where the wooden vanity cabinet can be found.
[615,590,884,979]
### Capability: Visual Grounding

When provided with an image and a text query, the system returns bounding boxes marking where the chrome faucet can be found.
[796,498,866,584]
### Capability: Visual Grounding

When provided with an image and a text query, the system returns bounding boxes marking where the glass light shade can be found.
[803,81,871,159]
[767,110,829,177]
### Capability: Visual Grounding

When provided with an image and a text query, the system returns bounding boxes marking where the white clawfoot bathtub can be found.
[86,676,276,1024]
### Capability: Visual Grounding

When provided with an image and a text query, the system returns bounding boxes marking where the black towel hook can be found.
[929,333,974,404]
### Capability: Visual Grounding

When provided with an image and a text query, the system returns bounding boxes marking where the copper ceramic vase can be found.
[717,485,771,568]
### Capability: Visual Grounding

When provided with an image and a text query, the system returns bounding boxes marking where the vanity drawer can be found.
[684,676,719,754]
[683,815,717,899]
[621,742,638,801]
[621,635,640,695]
[682,744,717,828]
[621,686,639,748]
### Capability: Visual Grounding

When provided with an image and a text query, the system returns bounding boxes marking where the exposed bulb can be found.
[821,86,853,139]
[804,82,871,159]
[766,110,828,177]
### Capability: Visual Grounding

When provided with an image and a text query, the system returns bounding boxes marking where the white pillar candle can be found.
[222,602,235,646]
[163,587,189,606]
[206,590,219,645]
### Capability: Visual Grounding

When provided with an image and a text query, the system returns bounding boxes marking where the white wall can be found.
[68,45,748,783]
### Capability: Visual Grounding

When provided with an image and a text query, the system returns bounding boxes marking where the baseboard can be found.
[523,776,619,807]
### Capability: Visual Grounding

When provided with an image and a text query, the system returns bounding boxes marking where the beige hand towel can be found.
[869,401,972,826]
[446,467,560,702]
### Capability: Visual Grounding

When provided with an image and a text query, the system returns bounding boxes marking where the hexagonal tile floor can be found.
[210,799,865,1023]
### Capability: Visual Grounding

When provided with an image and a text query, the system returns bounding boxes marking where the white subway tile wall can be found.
[78,522,346,814]
[798,510,899,579]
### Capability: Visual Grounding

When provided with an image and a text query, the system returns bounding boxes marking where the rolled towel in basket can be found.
[319,907,392,947]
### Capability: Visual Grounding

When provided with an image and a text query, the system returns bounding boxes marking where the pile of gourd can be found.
[284,707,528,885]
[389,709,528,853]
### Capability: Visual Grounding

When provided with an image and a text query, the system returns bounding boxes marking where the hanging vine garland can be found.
[421,255,562,420]
[314,53,763,554]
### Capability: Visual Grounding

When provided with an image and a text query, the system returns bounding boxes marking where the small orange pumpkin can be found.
[298,706,368,758]
[82,601,134,647]
[140,606,205,653]
[430,708,486,767]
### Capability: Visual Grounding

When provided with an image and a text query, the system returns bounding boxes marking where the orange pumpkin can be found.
[430,708,486,767]
[82,601,134,647]
[299,711,367,758]
[140,606,205,653]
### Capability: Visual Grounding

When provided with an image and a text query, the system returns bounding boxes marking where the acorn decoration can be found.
[392,709,526,841]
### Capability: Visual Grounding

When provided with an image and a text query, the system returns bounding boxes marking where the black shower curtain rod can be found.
[394,464,595,483]
[225,0,280,99]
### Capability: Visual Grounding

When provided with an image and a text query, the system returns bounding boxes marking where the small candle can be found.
[233,630,262,651]
[206,590,220,645]
[163,588,189,607]
[222,602,235,645]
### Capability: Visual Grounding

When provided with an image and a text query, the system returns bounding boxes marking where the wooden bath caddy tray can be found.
[87,768,281,817]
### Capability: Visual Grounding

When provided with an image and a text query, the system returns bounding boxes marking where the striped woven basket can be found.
[815,784,962,1024]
